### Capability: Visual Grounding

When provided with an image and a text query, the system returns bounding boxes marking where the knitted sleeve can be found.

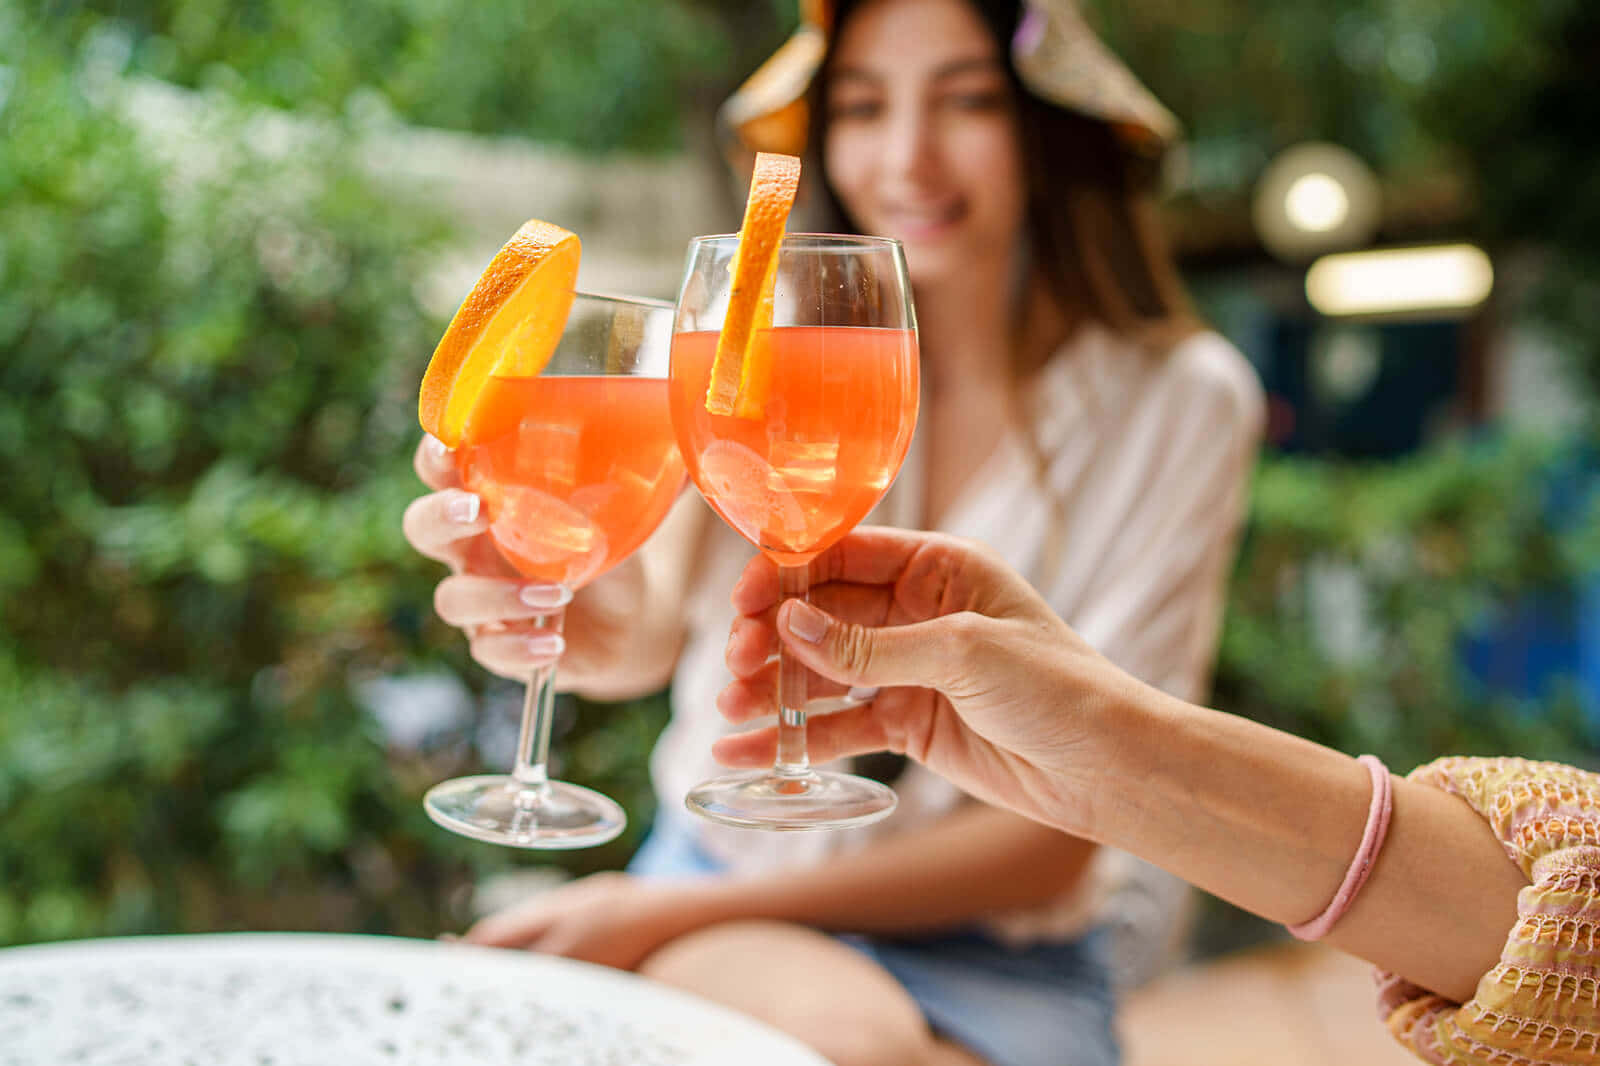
[1377,757,1600,1065]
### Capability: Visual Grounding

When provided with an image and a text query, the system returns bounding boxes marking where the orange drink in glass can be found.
[671,234,919,830]
[424,292,685,848]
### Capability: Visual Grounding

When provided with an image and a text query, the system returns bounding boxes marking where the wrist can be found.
[1085,695,1382,929]
[649,878,740,936]
[672,871,836,932]
[1069,676,1194,849]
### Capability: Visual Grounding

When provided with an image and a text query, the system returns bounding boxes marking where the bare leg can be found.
[928,1037,990,1066]
[638,919,989,1066]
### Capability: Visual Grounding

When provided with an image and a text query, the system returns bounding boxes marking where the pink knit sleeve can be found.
[1377,757,1600,1065]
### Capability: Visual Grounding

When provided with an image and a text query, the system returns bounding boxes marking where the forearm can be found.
[696,804,1097,936]
[1097,685,1525,1001]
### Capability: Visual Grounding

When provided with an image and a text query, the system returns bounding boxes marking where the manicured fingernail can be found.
[847,686,879,703]
[424,434,449,460]
[519,584,573,609]
[526,633,565,658]
[786,601,828,644]
[446,491,481,524]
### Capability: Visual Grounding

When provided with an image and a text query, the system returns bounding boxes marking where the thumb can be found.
[778,599,966,693]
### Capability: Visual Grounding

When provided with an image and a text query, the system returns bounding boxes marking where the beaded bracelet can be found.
[1287,754,1394,942]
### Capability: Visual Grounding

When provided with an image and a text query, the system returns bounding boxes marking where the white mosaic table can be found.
[0,933,831,1066]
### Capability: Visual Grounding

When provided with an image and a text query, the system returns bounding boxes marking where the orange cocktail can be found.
[671,228,919,831]
[419,278,682,849]
[670,326,919,567]
[461,373,684,588]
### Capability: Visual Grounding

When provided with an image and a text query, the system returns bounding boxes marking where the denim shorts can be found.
[629,815,1120,1066]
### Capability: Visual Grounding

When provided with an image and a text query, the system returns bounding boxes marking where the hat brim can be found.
[718,0,1180,166]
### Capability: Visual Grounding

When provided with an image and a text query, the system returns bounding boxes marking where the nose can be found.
[879,101,942,189]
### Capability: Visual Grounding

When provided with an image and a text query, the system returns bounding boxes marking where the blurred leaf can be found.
[43,0,792,153]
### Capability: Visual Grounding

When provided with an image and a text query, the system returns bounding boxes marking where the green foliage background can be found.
[38,0,790,151]
[4,0,1597,949]
[0,8,676,943]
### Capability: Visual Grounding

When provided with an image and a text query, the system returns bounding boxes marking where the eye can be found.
[942,87,1008,112]
[828,96,883,121]
[951,91,1006,111]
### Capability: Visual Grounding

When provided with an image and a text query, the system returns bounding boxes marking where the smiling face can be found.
[821,0,1027,290]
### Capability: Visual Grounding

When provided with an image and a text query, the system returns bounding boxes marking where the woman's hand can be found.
[462,872,716,972]
[723,529,1538,1005]
[401,435,657,689]
[719,527,1151,838]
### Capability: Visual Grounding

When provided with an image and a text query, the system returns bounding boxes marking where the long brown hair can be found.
[800,0,1203,619]
[805,0,1200,371]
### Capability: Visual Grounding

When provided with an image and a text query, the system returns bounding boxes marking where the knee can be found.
[637,918,791,985]
[808,1024,941,1066]
[638,920,945,1066]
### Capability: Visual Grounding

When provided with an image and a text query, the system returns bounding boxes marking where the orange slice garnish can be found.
[418,219,581,447]
[705,152,801,418]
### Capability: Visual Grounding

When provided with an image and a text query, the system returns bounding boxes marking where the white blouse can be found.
[650,323,1265,975]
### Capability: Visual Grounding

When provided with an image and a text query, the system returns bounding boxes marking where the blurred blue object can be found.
[1459,444,1600,735]
[1461,587,1582,696]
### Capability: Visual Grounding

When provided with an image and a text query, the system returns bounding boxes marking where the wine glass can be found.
[670,234,919,830]
[424,292,685,848]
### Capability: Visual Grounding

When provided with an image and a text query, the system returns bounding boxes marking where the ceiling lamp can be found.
[1253,143,1381,261]
[1305,244,1494,318]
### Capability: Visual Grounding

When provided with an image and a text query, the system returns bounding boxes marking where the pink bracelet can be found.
[1287,754,1394,942]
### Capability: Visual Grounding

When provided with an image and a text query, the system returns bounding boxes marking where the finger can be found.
[403,489,489,567]
[711,726,778,767]
[725,613,778,679]
[712,704,895,768]
[726,550,915,611]
[414,434,462,491]
[435,575,573,628]
[730,553,784,616]
[835,685,881,707]
[726,578,894,679]
[717,666,777,723]
[817,526,948,586]
[468,628,567,680]
[776,599,973,692]
[716,658,851,723]
[463,904,552,948]
[808,581,895,628]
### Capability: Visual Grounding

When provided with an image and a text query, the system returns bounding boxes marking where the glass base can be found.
[685,769,898,831]
[424,774,626,849]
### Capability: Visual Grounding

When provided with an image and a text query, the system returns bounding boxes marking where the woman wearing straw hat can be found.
[406,1,1263,1063]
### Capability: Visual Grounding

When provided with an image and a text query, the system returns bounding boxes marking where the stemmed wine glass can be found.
[670,234,919,830]
[425,292,685,848]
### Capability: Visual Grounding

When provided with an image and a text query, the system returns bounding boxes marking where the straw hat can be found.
[718,0,1181,166]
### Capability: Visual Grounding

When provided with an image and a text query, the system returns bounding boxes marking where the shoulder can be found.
[1027,325,1265,479]
[1055,324,1265,446]
[1158,330,1266,439]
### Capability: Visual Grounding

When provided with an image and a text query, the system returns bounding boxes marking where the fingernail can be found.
[519,584,573,609]
[526,633,566,658]
[847,686,879,703]
[446,491,481,524]
[786,601,828,644]
[437,932,460,943]
[424,434,449,460]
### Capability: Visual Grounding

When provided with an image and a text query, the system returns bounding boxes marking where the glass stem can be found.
[775,564,811,778]
[512,609,566,793]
